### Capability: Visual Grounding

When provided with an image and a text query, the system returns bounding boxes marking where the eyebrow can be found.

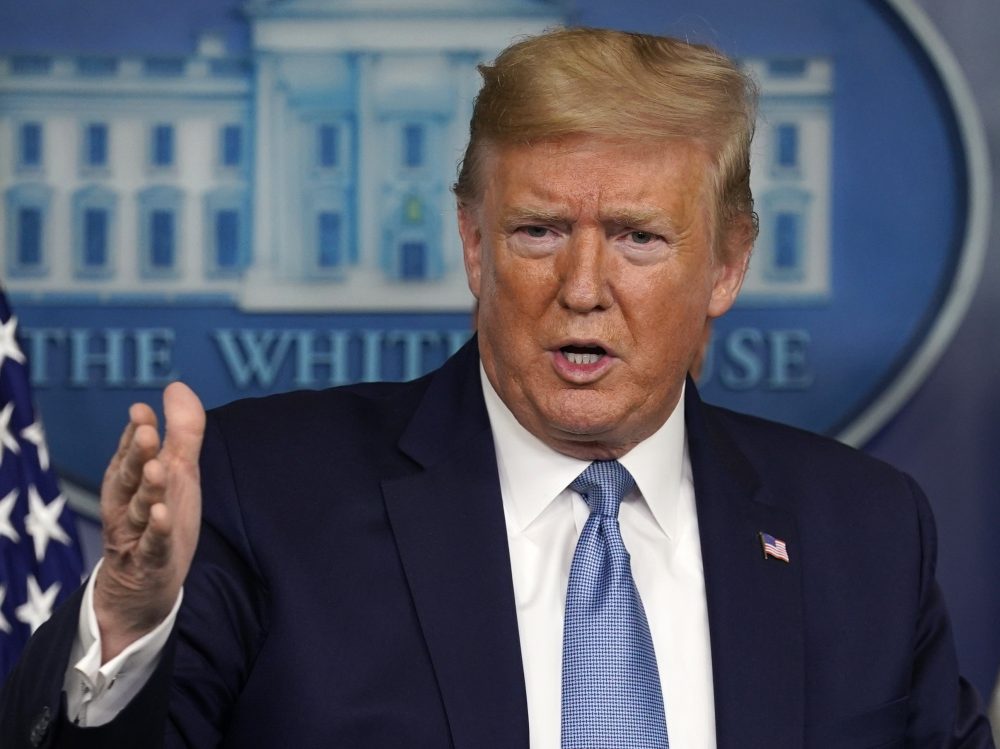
[499,206,569,224]
[499,205,672,228]
[601,208,666,227]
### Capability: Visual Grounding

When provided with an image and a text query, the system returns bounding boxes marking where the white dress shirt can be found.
[481,367,716,748]
[64,560,181,727]
[67,372,717,746]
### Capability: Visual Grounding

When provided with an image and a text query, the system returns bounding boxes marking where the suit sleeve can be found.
[0,584,89,749]
[904,474,995,747]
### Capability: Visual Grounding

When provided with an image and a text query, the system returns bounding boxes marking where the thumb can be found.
[161,381,206,464]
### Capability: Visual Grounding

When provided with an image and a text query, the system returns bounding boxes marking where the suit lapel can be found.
[381,339,529,749]
[686,384,805,748]
[381,347,805,748]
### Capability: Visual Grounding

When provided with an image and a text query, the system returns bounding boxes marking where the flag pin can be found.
[759,531,790,563]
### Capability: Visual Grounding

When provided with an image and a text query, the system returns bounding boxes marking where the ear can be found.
[707,215,754,318]
[458,203,483,299]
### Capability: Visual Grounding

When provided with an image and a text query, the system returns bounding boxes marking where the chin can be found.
[546,421,634,460]
[543,402,624,440]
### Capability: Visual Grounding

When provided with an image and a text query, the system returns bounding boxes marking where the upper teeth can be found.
[566,352,601,365]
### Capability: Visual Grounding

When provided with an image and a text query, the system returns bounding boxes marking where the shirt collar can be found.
[480,365,687,540]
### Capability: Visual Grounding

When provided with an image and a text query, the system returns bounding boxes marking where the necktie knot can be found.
[570,460,636,519]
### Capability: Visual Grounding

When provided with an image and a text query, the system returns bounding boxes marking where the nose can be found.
[556,229,614,312]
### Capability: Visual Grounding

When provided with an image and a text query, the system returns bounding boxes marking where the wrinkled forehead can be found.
[471,135,717,199]
[465,135,741,261]
[474,136,720,224]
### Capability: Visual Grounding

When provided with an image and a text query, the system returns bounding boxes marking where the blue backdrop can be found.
[0,0,997,704]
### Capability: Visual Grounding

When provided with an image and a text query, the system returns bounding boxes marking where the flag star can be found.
[14,575,60,634]
[0,402,20,467]
[24,486,71,562]
[0,585,11,634]
[0,488,20,543]
[0,315,26,372]
[20,419,50,471]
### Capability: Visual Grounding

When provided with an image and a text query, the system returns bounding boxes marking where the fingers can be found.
[124,453,174,566]
[104,381,203,519]
[120,424,159,491]
[161,381,206,465]
[125,457,165,533]
[120,381,203,563]
[105,408,160,508]
[114,402,157,457]
[137,501,172,566]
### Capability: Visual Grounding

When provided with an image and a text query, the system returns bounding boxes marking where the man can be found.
[0,27,993,748]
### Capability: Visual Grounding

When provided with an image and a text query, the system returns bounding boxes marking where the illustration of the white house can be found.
[742,57,833,303]
[1,0,832,311]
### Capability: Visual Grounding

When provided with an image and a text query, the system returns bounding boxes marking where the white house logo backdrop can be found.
[0,0,987,518]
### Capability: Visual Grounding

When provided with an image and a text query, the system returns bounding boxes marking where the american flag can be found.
[759,532,790,563]
[0,288,83,683]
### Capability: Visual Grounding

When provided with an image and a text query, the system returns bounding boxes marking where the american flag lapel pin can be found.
[759,531,790,563]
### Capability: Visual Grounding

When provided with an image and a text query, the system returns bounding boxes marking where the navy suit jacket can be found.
[0,337,993,747]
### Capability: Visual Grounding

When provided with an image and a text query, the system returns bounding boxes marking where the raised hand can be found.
[93,382,205,663]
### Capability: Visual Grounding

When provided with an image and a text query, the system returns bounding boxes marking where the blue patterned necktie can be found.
[561,460,669,749]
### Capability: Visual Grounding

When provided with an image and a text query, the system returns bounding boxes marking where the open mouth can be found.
[560,345,606,365]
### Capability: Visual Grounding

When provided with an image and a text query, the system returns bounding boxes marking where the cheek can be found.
[479,237,514,298]
[489,249,557,312]
[626,279,712,369]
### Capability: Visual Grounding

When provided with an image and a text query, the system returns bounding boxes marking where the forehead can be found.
[478,136,715,218]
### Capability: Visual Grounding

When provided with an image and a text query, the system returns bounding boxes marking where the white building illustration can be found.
[0,1,831,310]
[742,56,833,303]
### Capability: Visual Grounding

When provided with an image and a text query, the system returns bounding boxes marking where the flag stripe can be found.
[760,532,790,563]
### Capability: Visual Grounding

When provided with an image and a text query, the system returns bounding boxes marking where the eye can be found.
[628,230,656,245]
[618,229,665,249]
[519,225,550,238]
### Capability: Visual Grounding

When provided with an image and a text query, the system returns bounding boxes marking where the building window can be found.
[403,124,424,168]
[317,124,338,168]
[215,210,240,269]
[17,208,42,267]
[73,186,116,277]
[774,124,799,170]
[381,188,442,281]
[19,123,43,168]
[768,59,808,77]
[11,56,51,75]
[6,185,51,276]
[151,124,174,167]
[204,189,249,276]
[83,209,108,267]
[761,187,811,284]
[151,211,174,268]
[85,123,109,168]
[774,212,802,271]
[400,241,426,279]
[139,186,182,277]
[144,58,185,77]
[77,57,118,76]
[220,125,242,168]
[317,212,342,268]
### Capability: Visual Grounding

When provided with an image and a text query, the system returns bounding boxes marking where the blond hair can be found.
[453,27,759,248]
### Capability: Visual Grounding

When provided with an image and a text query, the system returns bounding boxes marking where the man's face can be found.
[459,136,749,460]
